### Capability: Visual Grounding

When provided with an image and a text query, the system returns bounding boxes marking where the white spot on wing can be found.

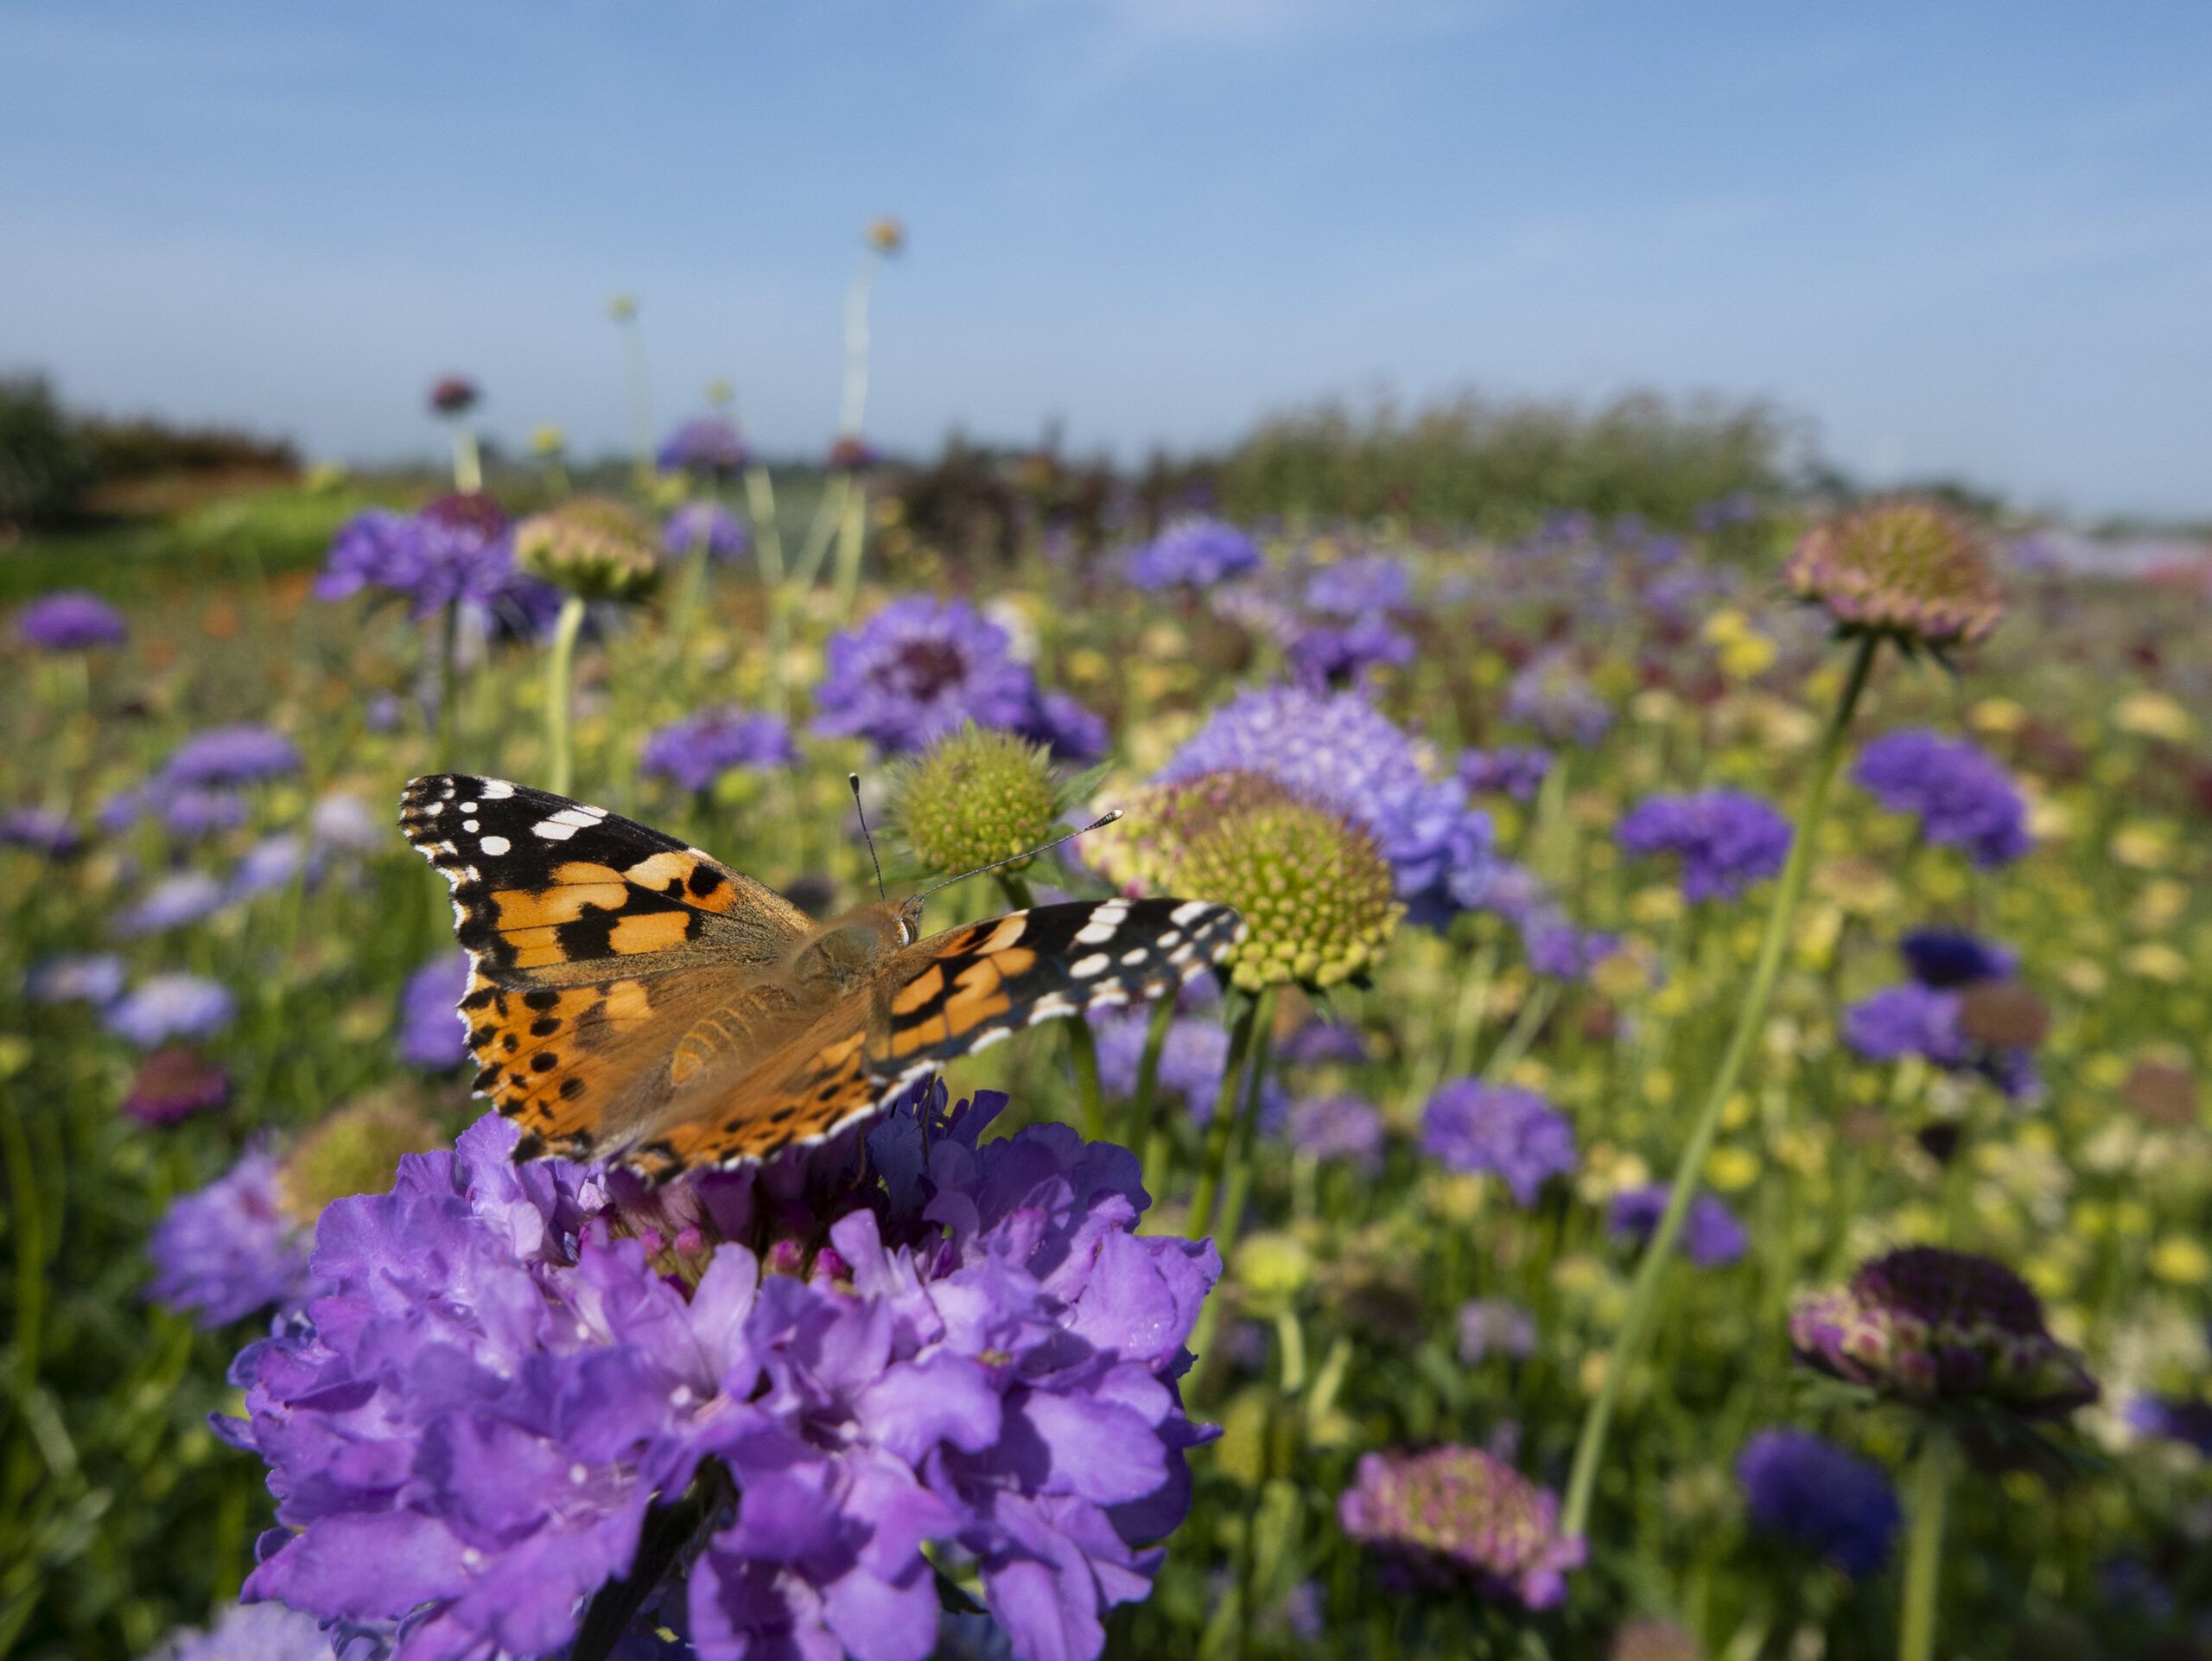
[480,835,511,856]
[1171,901,1212,926]
[534,819,578,841]
[480,780,515,799]
[1070,953,1110,978]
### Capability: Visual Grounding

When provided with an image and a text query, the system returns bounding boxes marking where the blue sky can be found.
[5,2,2208,516]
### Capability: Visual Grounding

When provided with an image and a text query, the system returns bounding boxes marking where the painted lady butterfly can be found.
[400,774,1242,1180]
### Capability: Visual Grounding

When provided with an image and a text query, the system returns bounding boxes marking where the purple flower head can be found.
[124,1043,231,1126]
[428,375,479,415]
[226,1093,1219,1661]
[156,1599,339,1661]
[1337,1446,1583,1607]
[1899,928,2016,990]
[1014,689,1110,766]
[158,786,247,840]
[1286,614,1415,691]
[1159,684,1495,928]
[1789,1244,2098,1417]
[813,596,1039,755]
[397,950,472,1071]
[162,725,302,790]
[1853,729,2031,869]
[641,708,801,793]
[148,1149,315,1327]
[1456,1298,1536,1367]
[105,974,236,1047]
[1522,915,1620,983]
[1421,1081,1576,1206]
[1090,1006,1285,1131]
[1844,983,1967,1067]
[664,502,753,563]
[319,499,559,634]
[658,415,751,476]
[229,834,308,902]
[1276,1018,1365,1067]
[0,805,81,858]
[27,952,126,1007]
[2126,1395,2212,1454]
[17,589,126,651]
[1285,1094,1383,1171]
[1504,649,1611,747]
[309,792,381,856]
[1609,1186,1748,1269]
[1304,557,1409,618]
[1457,747,1552,803]
[1126,519,1262,591]
[117,871,226,938]
[1844,966,2038,1101]
[1736,1429,1900,1577]
[1616,789,1792,903]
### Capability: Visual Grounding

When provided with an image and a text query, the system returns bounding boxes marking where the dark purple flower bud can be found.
[16,589,125,651]
[1736,1429,1899,1575]
[1616,789,1792,903]
[1338,1446,1584,1607]
[658,416,750,476]
[1421,1081,1576,1206]
[1899,927,2016,989]
[428,375,480,416]
[123,1043,231,1126]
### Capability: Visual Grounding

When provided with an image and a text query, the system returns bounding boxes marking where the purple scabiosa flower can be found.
[1090,1006,1285,1130]
[1898,927,2015,990]
[147,1149,315,1327]
[319,497,559,635]
[658,415,750,476]
[1608,1186,1747,1269]
[1157,684,1495,927]
[308,792,381,856]
[105,974,236,1047]
[315,507,420,602]
[157,786,247,840]
[1853,729,2031,869]
[1789,1245,2098,1417]
[397,950,472,1071]
[1286,614,1415,691]
[229,834,307,901]
[226,1094,1219,1661]
[154,1599,339,1661]
[2126,1395,2212,1454]
[1616,789,1792,903]
[1337,1447,1583,1607]
[640,708,800,793]
[1014,689,1110,766]
[663,502,752,563]
[1846,929,2042,1100]
[813,595,1039,755]
[1735,1429,1899,1577]
[1126,518,1262,591]
[429,376,479,415]
[1845,983,1967,1066]
[1522,916,1621,983]
[825,434,880,472]
[162,724,302,790]
[1421,1081,1577,1207]
[1456,1298,1537,1367]
[117,871,227,938]
[123,1043,231,1126]
[0,805,81,858]
[1504,648,1612,747]
[1457,747,1552,802]
[1277,1018,1365,1067]
[1285,1094,1383,1171]
[1304,556,1409,618]
[17,589,126,651]
[27,951,126,1007]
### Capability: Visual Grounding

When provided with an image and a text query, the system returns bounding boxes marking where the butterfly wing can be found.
[400,774,818,1161]
[621,896,1243,1179]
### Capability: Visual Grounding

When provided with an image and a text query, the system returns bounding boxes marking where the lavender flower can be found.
[1337,1447,1583,1607]
[1304,556,1410,617]
[657,414,750,476]
[1844,983,1968,1067]
[1504,649,1611,747]
[1846,932,2038,1098]
[1522,917,1621,983]
[1421,1081,1577,1206]
[26,952,125,1007]
[225,1093,1218,1661]
[1286,614,1415,690]
[105,974,236,1047]
[1789,1244,2098,1416]
[0,806,81,858]
[1091,1006,1285,1130]
[1456,1298,1537,1366]
[2126,1395,2212,1454]
[123,1044,231,1126]
[1853,729,2031,869]
[117,871,226,937]
[397,951,472,1070]
[664,502,752,563]
[1616,789,1791,902]
[319,497,560,634]
[147,1149,315,1327]
[641,708,800,793]
[1127,518,1262,591]
[1014,689,1110,766]
[813,596,1038,754]
[1158,684,1495,926]
[1736,1429,1899,1576]
[1609,1186,1749,1269]
[17,589,126,651]
[155,1600,338,1661]
[1457,747,1552,802]
[156,786,247,840]
[1285,1094,1384,1171]
[228,834,307,901]
[162,724,302,789]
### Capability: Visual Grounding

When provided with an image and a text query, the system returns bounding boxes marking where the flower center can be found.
[889,639,970,700]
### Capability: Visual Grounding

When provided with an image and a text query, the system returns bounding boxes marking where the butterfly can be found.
[399,773,1243,1181]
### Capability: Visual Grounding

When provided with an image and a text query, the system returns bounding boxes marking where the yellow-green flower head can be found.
[866,216,906,256]
[1175,794,1401,991]
[893,725,1058,878]
[516,497,661,601]
[278,1098,442,1227]
[1087,771,1299,896]
[529,424,567,458]
[607,292,639,321]
[1784,500,2005,649]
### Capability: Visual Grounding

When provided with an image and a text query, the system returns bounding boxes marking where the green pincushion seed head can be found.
[892,725,1061,878]
[278,1098,443,1227]
[516,496,661,601]
[1174,797,1401,992]
[1784,499,2004,650]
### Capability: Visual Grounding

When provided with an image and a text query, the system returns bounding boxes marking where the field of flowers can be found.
[5,368,2211,1661]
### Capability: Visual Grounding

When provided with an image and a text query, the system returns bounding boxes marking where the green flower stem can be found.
[1134,993,1179,1200]
[543,595,588,799]
[831,479,868,617]
[1897,1429,1957,1661]
[1001,872,1106,1141]
[449,418,482,493]
[666,484,715,661]
[1210,1007,1280,1266]
[791,474,849,595]
[1188,988,1273,1241]
[841,246,883,436]
[1560,632,1880,1540]
[1480,979,1557,1084]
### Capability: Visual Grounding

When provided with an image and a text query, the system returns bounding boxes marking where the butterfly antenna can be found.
[912,809,1124,907]
[849,773,887,902]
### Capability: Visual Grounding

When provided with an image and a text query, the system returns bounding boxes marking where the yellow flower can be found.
[2151,1237,2212,1286]
[2111,822,2175,871]
[1628,884,1684,926]
[2060,958,2107,998]
[2133,879,2190,935]
[2124,943,2189,983]
[1701,608,1777,678]
[2114,691,2193,742]
[1705,1145,1760,1192]
[1968,697,2027,735]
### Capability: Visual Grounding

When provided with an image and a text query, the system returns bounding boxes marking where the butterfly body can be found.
[400,774,1241,1180]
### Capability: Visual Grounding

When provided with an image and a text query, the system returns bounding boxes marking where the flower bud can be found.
[516,497,661,601]
[277,1099,442,1227]
[893,725,1059,878]
[1175,796,1400,992]
[1785,500,2005,649]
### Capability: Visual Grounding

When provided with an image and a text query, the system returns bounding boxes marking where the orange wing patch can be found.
[460,969,677,1158]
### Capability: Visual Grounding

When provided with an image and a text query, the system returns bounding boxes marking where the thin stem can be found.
[1000,871,1106,1141]
[544,595,588,798]
[1210,1005,1280,1264]
[449,419,482,493]
[1187,989,1270,1240]
[831,478,868,616]
[1480,979,1557,1084]
[791,474,849,594]
[1897,1429,1956,1661]
[1130,992,1179,1190]
[840,247,881,436]
[1560,633,1880,1539]
[743,464,786,588]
